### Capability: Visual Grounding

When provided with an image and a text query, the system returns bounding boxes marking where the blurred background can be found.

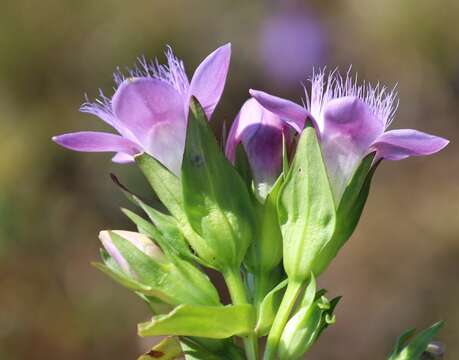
[0,0,458,358]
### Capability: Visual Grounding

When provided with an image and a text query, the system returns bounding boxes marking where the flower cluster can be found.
[53,44,447,360]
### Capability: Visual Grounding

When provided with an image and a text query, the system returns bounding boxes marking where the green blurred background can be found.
[0,0,458,359]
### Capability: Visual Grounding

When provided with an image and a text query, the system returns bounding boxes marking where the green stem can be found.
[263,280,303,360]
[224,268,258,360]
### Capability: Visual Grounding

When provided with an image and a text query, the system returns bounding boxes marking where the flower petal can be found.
[371,129,449,160]
[249,89,309,132]
[112,77,187,173]
[226,98,287,196]
[321,96,385,202]
[52,131,140,155]
[189,43,231,119]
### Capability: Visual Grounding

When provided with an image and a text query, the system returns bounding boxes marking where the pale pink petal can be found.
[52,131,140,155]
[371,129,449,160]
[112,78,187,173]
[321,96,385,202]
[189,43,231,119]
[249,89,309,132]
[226,98,287,195]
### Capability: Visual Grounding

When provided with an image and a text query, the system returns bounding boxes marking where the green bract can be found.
[314,153,379,275]
[181,98,256,271]
[278,123,336,282]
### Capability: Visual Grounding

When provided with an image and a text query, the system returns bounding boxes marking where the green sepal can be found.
[245,175,284,274]
[255,279,288,336]
[137,336,183,360]
[109,232,220,306]
[315,153,379,275]
[278,123,336,281]
[138,304,256,339]
[388,321,444,360]
[181,97,255,270]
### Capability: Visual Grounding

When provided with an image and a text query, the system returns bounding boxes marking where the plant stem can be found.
[224,268,258,360]
[263,280,303,360]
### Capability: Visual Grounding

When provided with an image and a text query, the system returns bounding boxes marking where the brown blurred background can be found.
[0,0,458,359]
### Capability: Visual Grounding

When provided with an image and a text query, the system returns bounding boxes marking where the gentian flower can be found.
[225,98,291,197]
[53,44,231,175]
[250,70,449,202]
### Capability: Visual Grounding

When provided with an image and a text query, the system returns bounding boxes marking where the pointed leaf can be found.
[314,153,380,275]
[245,175,284,273]
[180,338,244,360]
[389,321,444,360]
[278,123,336,281]
[138,304,256,339]
[181,98,255,269]
[234,143,253,190]
[135,153,184,218]
[256,279,288,336]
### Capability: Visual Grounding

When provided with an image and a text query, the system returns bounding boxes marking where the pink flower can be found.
[53,44,231,175]
[250,70,449,201]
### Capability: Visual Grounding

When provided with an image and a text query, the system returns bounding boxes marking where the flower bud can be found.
[226,98,290,199]
[99,230,164,277]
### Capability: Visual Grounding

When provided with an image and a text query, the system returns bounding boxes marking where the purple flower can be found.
[225,98,291,198]
[250,70,449,202]
[53,44,231,175]
[99,230,164,277]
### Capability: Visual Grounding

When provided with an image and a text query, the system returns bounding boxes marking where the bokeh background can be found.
[1,0,458,359]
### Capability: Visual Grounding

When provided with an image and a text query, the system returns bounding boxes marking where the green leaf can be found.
[92,262,170,300]
[180,338,245,360]
[245,175,284,274]
[315,154,379,275]
[234,143,253,190]
[138,304,256,339]
[389,328,417,358]
[138,337,183,360]
[337,153,377,236]
[122,206,196,263]
[278,123,336,281]
[388,321,444,360]
[181,98,255,270]
[135,153,184,218]
[256,279,288,336]
[299,274,317,309]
